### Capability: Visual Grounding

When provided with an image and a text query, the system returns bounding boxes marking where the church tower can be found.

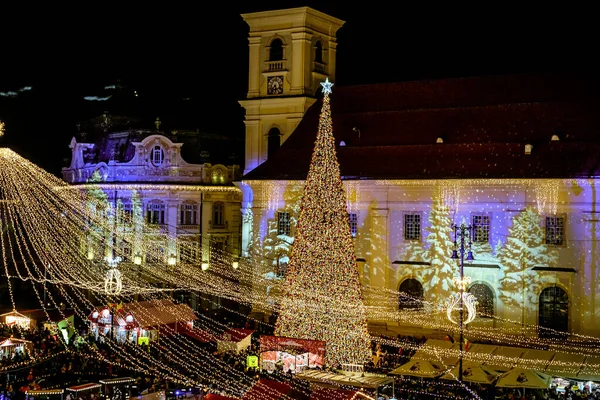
[239,7,345,175]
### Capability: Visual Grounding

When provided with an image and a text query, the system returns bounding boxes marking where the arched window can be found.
[212,202,225,227]
[539,286,569,338]
[267,128,281,157]
[151,145,164,166]
[314,40,323,63]
[468,283,494,318]
[269,38,283,61]
[398,278,424,310]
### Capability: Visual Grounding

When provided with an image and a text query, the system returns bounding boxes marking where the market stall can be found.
[1,310,32,329]
[25,388,64,400]
[65,383,102,400]
[0,337,34,358]
[216,328,255,354]
[99,377,135,400]
[88,299,197,344]
[259,335,325,374]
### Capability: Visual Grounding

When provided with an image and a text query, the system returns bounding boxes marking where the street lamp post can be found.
[450,223,474,382]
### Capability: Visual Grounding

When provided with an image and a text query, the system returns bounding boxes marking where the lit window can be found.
[398,279,424,310]
[147,202,165,225]
[545,215,565,246]
[180,203,198,225]
[117,202,133,225]
[178,241,200,263]
[278,212,291,236]
[348,213,358,238]
[472,213,491,243]
[404,212,421,241]
[469,283,494,318]
[151,145,164,166]
[212,202,225,226]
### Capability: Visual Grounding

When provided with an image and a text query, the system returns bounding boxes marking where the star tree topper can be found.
[320,78,334,94]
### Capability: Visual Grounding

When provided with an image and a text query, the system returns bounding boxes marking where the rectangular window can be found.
[180,203,198,225]
[178,240,200,263]
[472,213,491,243]
[212,203,225,226]
[117,202,133,225]
[546,215,565,246]
[348,213,358,238]
[147,203,165,225]
[278,212,291,236]
[146,242,165,264]
[404,212,421,241]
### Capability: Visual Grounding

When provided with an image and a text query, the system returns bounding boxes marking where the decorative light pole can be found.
[448,223,475,382]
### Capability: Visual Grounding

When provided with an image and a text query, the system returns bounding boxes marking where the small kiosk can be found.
[88,299,197,344]
[0,337,34,359]
[25,389,64,400]
[1,310,32,329]
[99,377,135,400]
[65,383,101,400]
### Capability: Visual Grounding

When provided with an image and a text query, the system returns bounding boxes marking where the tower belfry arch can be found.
[239,7,345,175]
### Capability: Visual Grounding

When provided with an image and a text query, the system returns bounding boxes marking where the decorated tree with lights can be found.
[274,79,372,367]
[498,206,558,307]
[422,194,456,307]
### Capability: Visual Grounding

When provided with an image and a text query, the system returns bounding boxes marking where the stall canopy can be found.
[412,339,459,366]
[440,361,499,384]
[0,310,31,329]
[518,349,556,371]
[545,352,585,379]
[577,355,600,382]
[216,328,255,354]
[310,387,375,399]
[241,378,291,399]
[495,367,552,389]
[88,299,197,331]
[0,338,34,356]
[482,346,526,373]
[389,359,444,379]
[295,369,394,390]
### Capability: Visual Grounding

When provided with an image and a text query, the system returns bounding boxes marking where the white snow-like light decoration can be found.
[104,256,123,295]
[446,276,477,325]
[105,267,123,295]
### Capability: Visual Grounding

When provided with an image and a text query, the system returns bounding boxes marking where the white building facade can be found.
[236,7,600,340]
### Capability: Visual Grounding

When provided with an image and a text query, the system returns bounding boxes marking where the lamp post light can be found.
[450,223,475,382]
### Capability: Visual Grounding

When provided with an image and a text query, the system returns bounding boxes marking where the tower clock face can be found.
[267,76,284,94]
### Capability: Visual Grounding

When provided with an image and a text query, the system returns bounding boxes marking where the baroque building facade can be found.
[236,7,600,340]
[62,114,243,310]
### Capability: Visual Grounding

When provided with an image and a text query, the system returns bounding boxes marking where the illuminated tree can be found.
[498,206,558,307]
[274,79,372,367]
[422,195,456,307]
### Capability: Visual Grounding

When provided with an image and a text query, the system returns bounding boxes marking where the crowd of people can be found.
[1,318,599,400]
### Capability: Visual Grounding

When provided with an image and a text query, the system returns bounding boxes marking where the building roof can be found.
[220,328,255,342]
[242,73,600,181]
[89,299,197,329]
[123,299,198,329]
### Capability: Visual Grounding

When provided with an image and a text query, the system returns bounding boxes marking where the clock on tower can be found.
[267,76,284,95]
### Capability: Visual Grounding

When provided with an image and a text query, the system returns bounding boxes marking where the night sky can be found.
[0,2,595,176]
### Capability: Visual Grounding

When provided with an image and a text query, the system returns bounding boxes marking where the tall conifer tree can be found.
[274,79,371,367]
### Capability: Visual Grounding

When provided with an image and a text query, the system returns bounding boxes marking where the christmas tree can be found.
[274,79,372,367]
[422,193,456,307]
[498,206,558,307]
